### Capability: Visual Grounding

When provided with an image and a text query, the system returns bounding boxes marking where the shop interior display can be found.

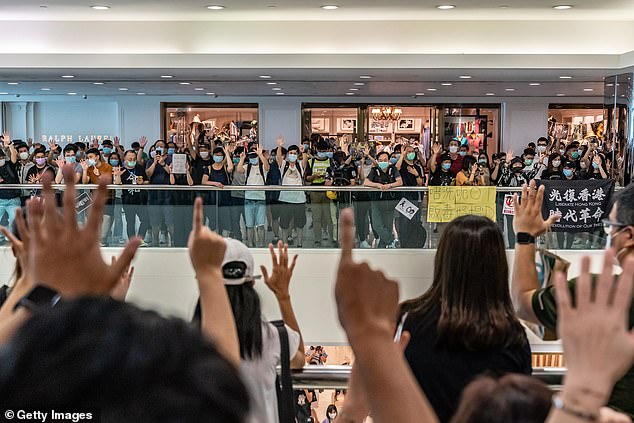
[547,106,604,144]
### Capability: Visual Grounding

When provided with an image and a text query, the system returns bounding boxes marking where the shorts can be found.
[270,200,283,221]
[148,205,175,227]
[244,199,267,228]
[279,202,307,229]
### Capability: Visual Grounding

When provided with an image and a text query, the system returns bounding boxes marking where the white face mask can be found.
[19,152,29,161]
[0,159,5,167]
[328,413,337,419]
[449,146,458,154]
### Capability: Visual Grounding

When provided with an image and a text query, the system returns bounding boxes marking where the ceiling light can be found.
[93,82,104,85]
[583,88,594,92]
[505,88,515,91]
[441,83,453,86]
[0,92,8,95]
[553,5,573,10]
[266,82,278,85]
[349,88,359,91]
[7,82,19,85]
[206,92,216,95]
[559,76,573,79]
[436,5,456,9]
[161,75,174,79]
[556,93,566,96]
[320,5,339,10]
[485,93,496,96]
[136,92,146,95]
[179,82,191,85]
[194,88,205,91]
[39,5,48,8]
[40,88,51,91]
[259,75,273,79]
[354,82,365,86]
[345,92,355,95]
[67,92,77,95]
[529,83,541,86]
[606,83,614,87]
[90,5,111,10]
[426,88,437,91]
[272,87,282,91]
[118,88,128,91]
[206,5,225,10]
[415,93,426,96]
[61,75,75,79]
[459,75,472,79]
[276,92,286,95]
[359,75,373,79]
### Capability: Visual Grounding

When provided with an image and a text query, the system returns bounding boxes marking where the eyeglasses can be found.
[602,219,628,235]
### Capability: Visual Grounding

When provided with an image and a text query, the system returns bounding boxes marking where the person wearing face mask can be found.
[166,142,177,157]
[113,150,150,246]
[394,144,427,248]
[456,156,486,187]
[236,144,270,248]
[101,139,114,160]
[202,146,234,236]
[229,146,247,241]
[106,152,126,246]
[561,161,578,181]
[0,149,20,244]
[586,153,609,180]
[322,404,338,423]
[145,140,174,247]
[364,151,403,248]
[80,147,115,246]
[305,140,335,247]
[475,153,492,185]
[519,148,540,180]
[512,180,634,418]
[54,144,82,184]
[188,142,213,185]
[564,144,582,171]
[26,147,55,186]
[356,147,379,248]
[11,142,34,206]
[538,153,564,180]
[429,140,463,180]
[497,156,529,247]
[277,142,309,248]
[429,154,455,187]
[326,150,358,239]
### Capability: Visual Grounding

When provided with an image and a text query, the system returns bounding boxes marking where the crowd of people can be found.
[0,168,632,423]
[0,130,622,250]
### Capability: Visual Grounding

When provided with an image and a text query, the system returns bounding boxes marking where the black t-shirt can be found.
[429,169,454,186]
[205,165,232,205]
[398,161,425,187]
[0,161,20,199]
[119,165,148,204]
[25,165,55,183]
[325,163,357,186]
[540,169,563,180]
[294,390,313,422]
[585,170,605,180]
[190,156,212,185]
[403,307,532,423]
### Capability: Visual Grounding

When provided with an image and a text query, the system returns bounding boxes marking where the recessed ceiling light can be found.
[0,92,9,95]
[345,92,355,95]
[118,88,128,91]
[272,87,282,91]
[436,5,456,9]
[179,82,191,85]
[553,5,573,10]
[90,5,111,10]
[349,88,359,91]
[505,88,515,91]
[7,82,19,85]
[161,75,174,79]
[39,5,48,8]
[320,5,339,10]
[136,92,146,95]
[206,5,225,10]
[441,83,453,86]
[556,93,566,96]
[40,88,51,91]
[61,75,75,79]
[583,88,594,92]
[459,75,472,79]
[359,75,373,79]
[559,76,573,79]
[93,82,105,85]
[266,82,278,85]
[426,88,437,91]
[485,93,496,96]
[276,92,286,95]
[354,82,365,86]
[206,92,216,95]
[259,75,273,79]
[529,83,541,86]
[498,5,510,8]
[267,5,278,8]
[606,83,614,87]
[67,92,77,95]
[415,93,426,96]
[194,88,205,91]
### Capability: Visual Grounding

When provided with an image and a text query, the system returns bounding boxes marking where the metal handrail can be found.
[0,185,622,192]
[290,365,565,390]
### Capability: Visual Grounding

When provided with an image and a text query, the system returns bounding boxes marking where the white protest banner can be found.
[395,197,419,221]
[171,153,187,175]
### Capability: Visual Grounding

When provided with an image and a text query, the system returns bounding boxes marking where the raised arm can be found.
[276,136,285,168]
[429,142,441,173]
[256,145,269,172]
[261,241,305,369]
[137,136,148,166]
[511,181,561,323]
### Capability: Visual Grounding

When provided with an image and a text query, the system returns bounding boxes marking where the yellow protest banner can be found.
[427,186,497,223]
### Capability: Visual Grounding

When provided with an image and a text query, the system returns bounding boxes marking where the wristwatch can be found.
[516,232,536,245]
[14,285,61,313]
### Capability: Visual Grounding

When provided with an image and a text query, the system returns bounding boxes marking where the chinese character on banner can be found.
[539,180,614,233]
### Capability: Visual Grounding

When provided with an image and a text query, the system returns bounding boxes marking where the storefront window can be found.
[442,106,500,155]
[162,103,258,147]
[548,104,604,145]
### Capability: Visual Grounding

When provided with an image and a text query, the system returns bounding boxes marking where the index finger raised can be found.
[339,208,355,263]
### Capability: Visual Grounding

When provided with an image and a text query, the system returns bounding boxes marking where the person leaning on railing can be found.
[0,147,21,245]
[276,138,308,248]
[113,150,151,247]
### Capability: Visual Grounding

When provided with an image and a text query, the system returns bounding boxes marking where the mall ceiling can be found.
[2,0,634,21]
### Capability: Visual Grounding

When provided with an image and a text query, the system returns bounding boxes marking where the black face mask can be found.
[513,167,523,173]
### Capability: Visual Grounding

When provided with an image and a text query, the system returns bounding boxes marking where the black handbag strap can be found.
[271,320,294,423]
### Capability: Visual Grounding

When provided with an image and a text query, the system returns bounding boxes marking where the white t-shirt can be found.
[245,163,267,201]
[278,160,306,204]
[241,321,301,423]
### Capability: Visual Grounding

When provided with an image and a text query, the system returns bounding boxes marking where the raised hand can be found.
[55,156,65,169]
[139,136,148,148]
[27,138,33,147]
[335,208,399,341]
[0,208,29,278]
[2,132,10,147]
[506,150,515,162]
[187,197,226,274]
[48,141,58,151]
[261,241,298,301]
[112,166,124,177]
[513,180,561,237]
[431,142,441,155]
[276,136,285,147]
[114,136,120,147]
[79,160,89,171]
[554,250,634,408]
[110,259,134,301]
[25,166,141,297]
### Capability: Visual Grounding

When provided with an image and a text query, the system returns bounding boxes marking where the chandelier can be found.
[371,106,402,121]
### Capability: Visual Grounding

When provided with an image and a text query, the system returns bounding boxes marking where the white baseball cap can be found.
[222,238,261,285]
